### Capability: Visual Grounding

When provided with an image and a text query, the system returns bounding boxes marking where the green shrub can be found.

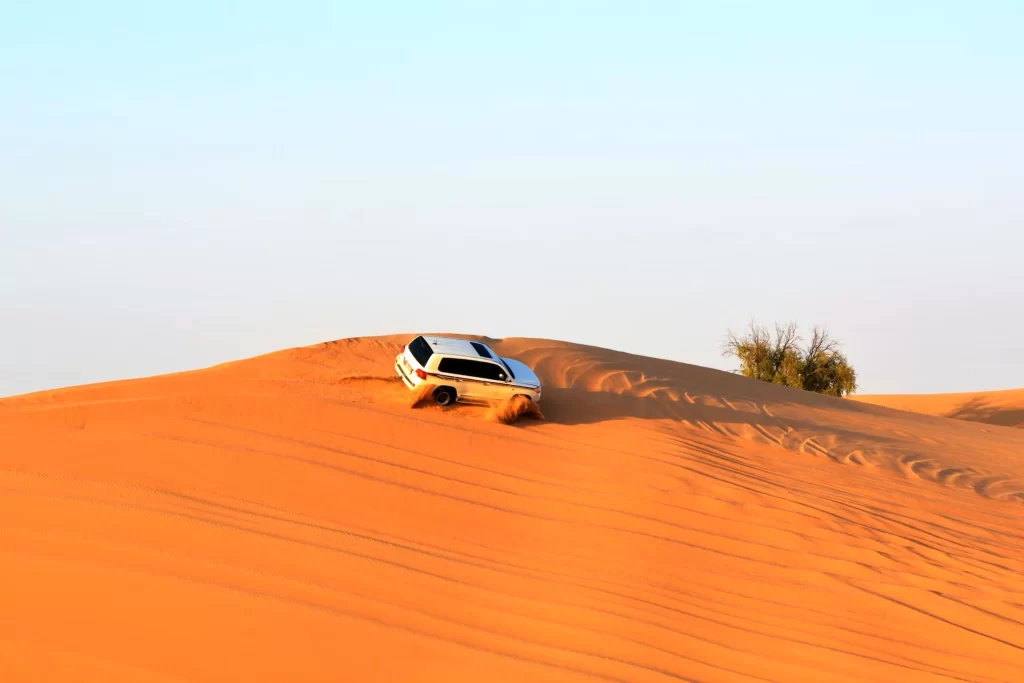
[724,322,857,397]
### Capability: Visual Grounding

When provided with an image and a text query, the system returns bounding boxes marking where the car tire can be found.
[433,386,456,407]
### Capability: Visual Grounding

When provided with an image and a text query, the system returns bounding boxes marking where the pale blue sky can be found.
[2,1,1022,397]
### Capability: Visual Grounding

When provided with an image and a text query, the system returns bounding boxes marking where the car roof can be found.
[420,336,499,361]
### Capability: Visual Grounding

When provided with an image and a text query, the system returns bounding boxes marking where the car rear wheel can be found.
[433,386,456,407]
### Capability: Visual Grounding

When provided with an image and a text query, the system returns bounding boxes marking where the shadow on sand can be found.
[947,397,1024,430]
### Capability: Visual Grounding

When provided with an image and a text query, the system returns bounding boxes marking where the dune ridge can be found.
[855,388,1024,430]
[2,334,1023,682]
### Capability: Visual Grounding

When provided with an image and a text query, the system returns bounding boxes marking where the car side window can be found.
[477,360,505,382]
[455,360,489,379]
[470,361,506,381]
[437,358,468,375]
[437,358,507,381]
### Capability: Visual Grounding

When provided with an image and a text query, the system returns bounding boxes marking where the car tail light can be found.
[415,368,427,380]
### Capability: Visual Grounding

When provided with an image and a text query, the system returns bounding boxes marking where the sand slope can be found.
[2,335,1023,682]
[855,389,1024,430]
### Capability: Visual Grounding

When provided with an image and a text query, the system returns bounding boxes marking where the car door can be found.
[436,358,473,398]
[436,359,507,402]
[445,359,491,402]
[465,360,512,401]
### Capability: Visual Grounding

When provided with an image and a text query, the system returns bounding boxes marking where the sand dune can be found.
[2,334,1023,682]
[855,389,1024,430]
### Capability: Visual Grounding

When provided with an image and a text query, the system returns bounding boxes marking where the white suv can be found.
[395,335,542,407]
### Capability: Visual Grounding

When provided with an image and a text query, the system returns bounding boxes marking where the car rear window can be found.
[408,336,433,366]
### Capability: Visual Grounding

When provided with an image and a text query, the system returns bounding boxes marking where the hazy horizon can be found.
[3,2,1023,397]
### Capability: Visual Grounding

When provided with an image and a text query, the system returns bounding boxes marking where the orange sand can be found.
[2,335,1022,682]
[855,388,1024,430]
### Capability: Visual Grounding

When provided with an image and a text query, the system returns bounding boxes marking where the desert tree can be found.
[724,322,857,397]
